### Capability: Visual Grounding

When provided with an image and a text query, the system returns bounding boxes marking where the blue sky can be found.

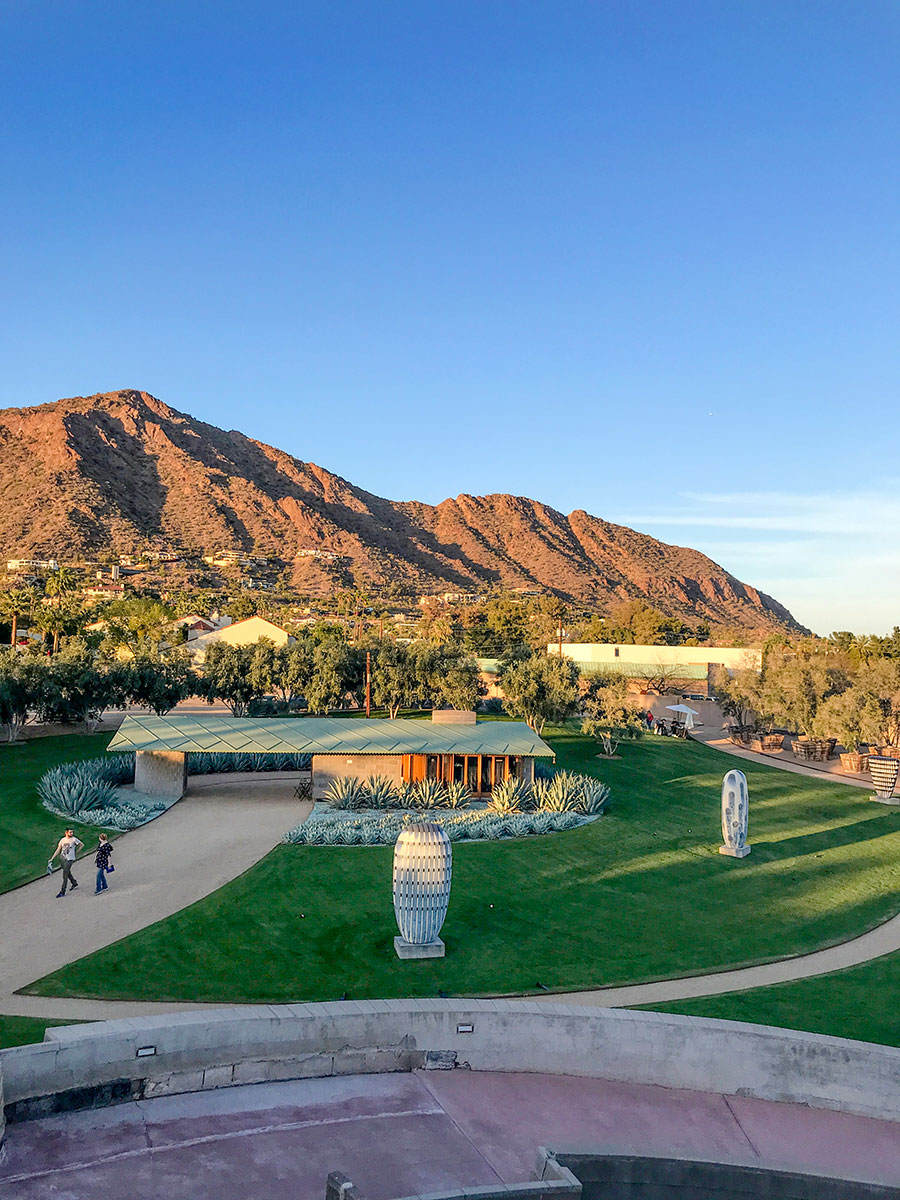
[1,3,898,634]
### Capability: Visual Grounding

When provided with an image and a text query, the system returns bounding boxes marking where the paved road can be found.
[0,773,309,1019]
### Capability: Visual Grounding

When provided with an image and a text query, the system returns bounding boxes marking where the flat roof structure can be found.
[108,714,555,758]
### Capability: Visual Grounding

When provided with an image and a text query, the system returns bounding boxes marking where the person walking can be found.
[94,833,114,895]
[50,829,84,898]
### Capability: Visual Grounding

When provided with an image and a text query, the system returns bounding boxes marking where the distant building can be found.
[6,558,58,572]
[295,549,343,562]
[549,642,762,694]
[187,615,292,663]
[84,582,126,598]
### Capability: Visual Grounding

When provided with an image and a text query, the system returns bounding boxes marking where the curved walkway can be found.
[0,773,310,1020]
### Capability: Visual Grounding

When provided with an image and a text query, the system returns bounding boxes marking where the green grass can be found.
[0,733,114,893]
[26,728,900,1006]
[0,1014,83,1049]
[636,952,900,1048]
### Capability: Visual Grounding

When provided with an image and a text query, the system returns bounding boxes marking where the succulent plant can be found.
[323,776,368,810]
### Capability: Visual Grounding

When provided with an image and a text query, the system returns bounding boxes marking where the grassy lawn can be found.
[0,733,114,893]
[24,728,900,1005]
[0,1014,84,1049]
[636,952,900,1048]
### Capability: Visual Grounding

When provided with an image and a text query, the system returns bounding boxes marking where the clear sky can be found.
[2,2,898,634]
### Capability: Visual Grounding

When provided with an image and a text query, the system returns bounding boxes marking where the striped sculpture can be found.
[392,821,452,959]
[719,768,750,858]
[869,755,900,804]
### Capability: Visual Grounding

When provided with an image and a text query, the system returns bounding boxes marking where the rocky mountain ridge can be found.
[0,390,804,632]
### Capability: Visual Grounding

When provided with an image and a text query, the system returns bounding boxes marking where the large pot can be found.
[869,756,900,801]
[393,821,452,946]
[840,752,869,774]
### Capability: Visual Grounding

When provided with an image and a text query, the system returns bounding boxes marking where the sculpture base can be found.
[872,794,900,805]
[394,936,445,960]
[719,845,750,858]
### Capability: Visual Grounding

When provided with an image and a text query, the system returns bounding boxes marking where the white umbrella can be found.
[665,703,699,730]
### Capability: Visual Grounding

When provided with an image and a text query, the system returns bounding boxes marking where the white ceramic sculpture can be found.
[869,755,900,804]
[720,768,750,858]
[392,821,452,959]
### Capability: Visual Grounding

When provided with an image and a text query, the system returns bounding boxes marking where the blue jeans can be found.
[95,868,108,892]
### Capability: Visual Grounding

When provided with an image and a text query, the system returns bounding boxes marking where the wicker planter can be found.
[840,752,869,774]
[762,733,785,752]
[869,756,900,802]
[393,821,452,956]
[880,746,900,761]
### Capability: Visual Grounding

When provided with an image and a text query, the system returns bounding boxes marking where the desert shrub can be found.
[187,751,234,775]
[363,775,400,809]
[486,776,530,813]
[38,764,120,815]
[323,776,368,810]
[414,778,449,809]
[533,770,582,812]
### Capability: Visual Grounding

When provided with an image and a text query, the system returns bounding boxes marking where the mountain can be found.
[0,389,804,632]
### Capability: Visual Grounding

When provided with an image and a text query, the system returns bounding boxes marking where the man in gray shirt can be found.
[50,829,84,898]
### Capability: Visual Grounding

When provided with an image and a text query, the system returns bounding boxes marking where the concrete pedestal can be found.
[394,936,445,960]
[719,844,751,858]
[872,795,900,805]
[134,750,188,800]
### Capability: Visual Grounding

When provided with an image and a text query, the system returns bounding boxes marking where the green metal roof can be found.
[108,714,555,757]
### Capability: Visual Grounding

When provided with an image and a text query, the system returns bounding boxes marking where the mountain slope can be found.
[0,390,803,631]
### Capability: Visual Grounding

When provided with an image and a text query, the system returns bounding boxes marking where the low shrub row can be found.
[282,808,587,846]
[37,756,164,831]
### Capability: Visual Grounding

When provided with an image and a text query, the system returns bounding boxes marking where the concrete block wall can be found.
[134,750,188,799]
[311,754,403,800]
[4,1002,900,1136]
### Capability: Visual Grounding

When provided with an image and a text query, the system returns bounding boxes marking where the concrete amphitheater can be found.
[2,1001,900,1199]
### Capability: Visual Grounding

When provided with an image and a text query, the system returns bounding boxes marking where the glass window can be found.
[426,755,439,780]
[480,756,491,794]
[508,756,519,779]
[453,755,465,783]
[493,757,506,786]
[467,756,479,793]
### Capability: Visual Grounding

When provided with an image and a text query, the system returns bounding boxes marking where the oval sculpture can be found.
[393,821,452,957]
[719,769,750,858]
[869,755,900,803]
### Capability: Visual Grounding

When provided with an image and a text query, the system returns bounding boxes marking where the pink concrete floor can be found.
[2,1070,900,1199]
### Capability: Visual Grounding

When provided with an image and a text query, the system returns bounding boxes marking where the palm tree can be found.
[44,566,79,601]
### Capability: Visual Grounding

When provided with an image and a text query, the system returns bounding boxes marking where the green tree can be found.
[581,674,645,756]
[44,566,79,599]
[371,642,421,718]
[272,638,315,707]
[103,597,174,658]
[305,641,362,714]
[0,653,48,741]
[435,651,484,711]
[199,643,267,716]
[38,654,127,729]
[122,655,197,716]
[499,653,580,735]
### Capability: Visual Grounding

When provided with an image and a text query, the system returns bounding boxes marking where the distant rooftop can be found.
[108,714,555,757]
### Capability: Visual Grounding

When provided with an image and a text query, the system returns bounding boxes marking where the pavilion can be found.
[108,711,555,800]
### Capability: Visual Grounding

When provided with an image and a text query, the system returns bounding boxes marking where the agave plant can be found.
[535,770,582,812]
[486,776,530,814]
[323,776,367,810]
[363,775,400,809]
[578,776,610,814]
[38,762,121,814]
[444,780,472,809]
[414,778,449,809]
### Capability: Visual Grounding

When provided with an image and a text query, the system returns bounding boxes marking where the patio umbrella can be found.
[665,703,700,730]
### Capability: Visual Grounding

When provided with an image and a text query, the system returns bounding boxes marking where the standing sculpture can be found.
[392,821,452,958]
[719,768,750,858]
[869,755,900,804]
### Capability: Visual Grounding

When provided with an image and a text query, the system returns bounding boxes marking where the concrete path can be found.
[3,1069,899,1197]
[0,773,309,1020]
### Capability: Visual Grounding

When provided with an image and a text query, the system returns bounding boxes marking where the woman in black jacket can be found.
[94,833,114,895]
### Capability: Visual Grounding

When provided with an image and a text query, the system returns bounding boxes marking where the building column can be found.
[134,750,188,800]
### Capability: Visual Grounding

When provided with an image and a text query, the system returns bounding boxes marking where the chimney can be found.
[431,709,477,725]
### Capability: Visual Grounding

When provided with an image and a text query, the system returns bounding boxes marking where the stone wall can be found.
[311,754,403,800]
[4,1002,900,1136]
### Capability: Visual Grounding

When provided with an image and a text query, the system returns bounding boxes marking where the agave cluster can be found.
[283,807,586,846]
[322,775,475,812]
[38,755,163,829]
[187,751,312,775]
